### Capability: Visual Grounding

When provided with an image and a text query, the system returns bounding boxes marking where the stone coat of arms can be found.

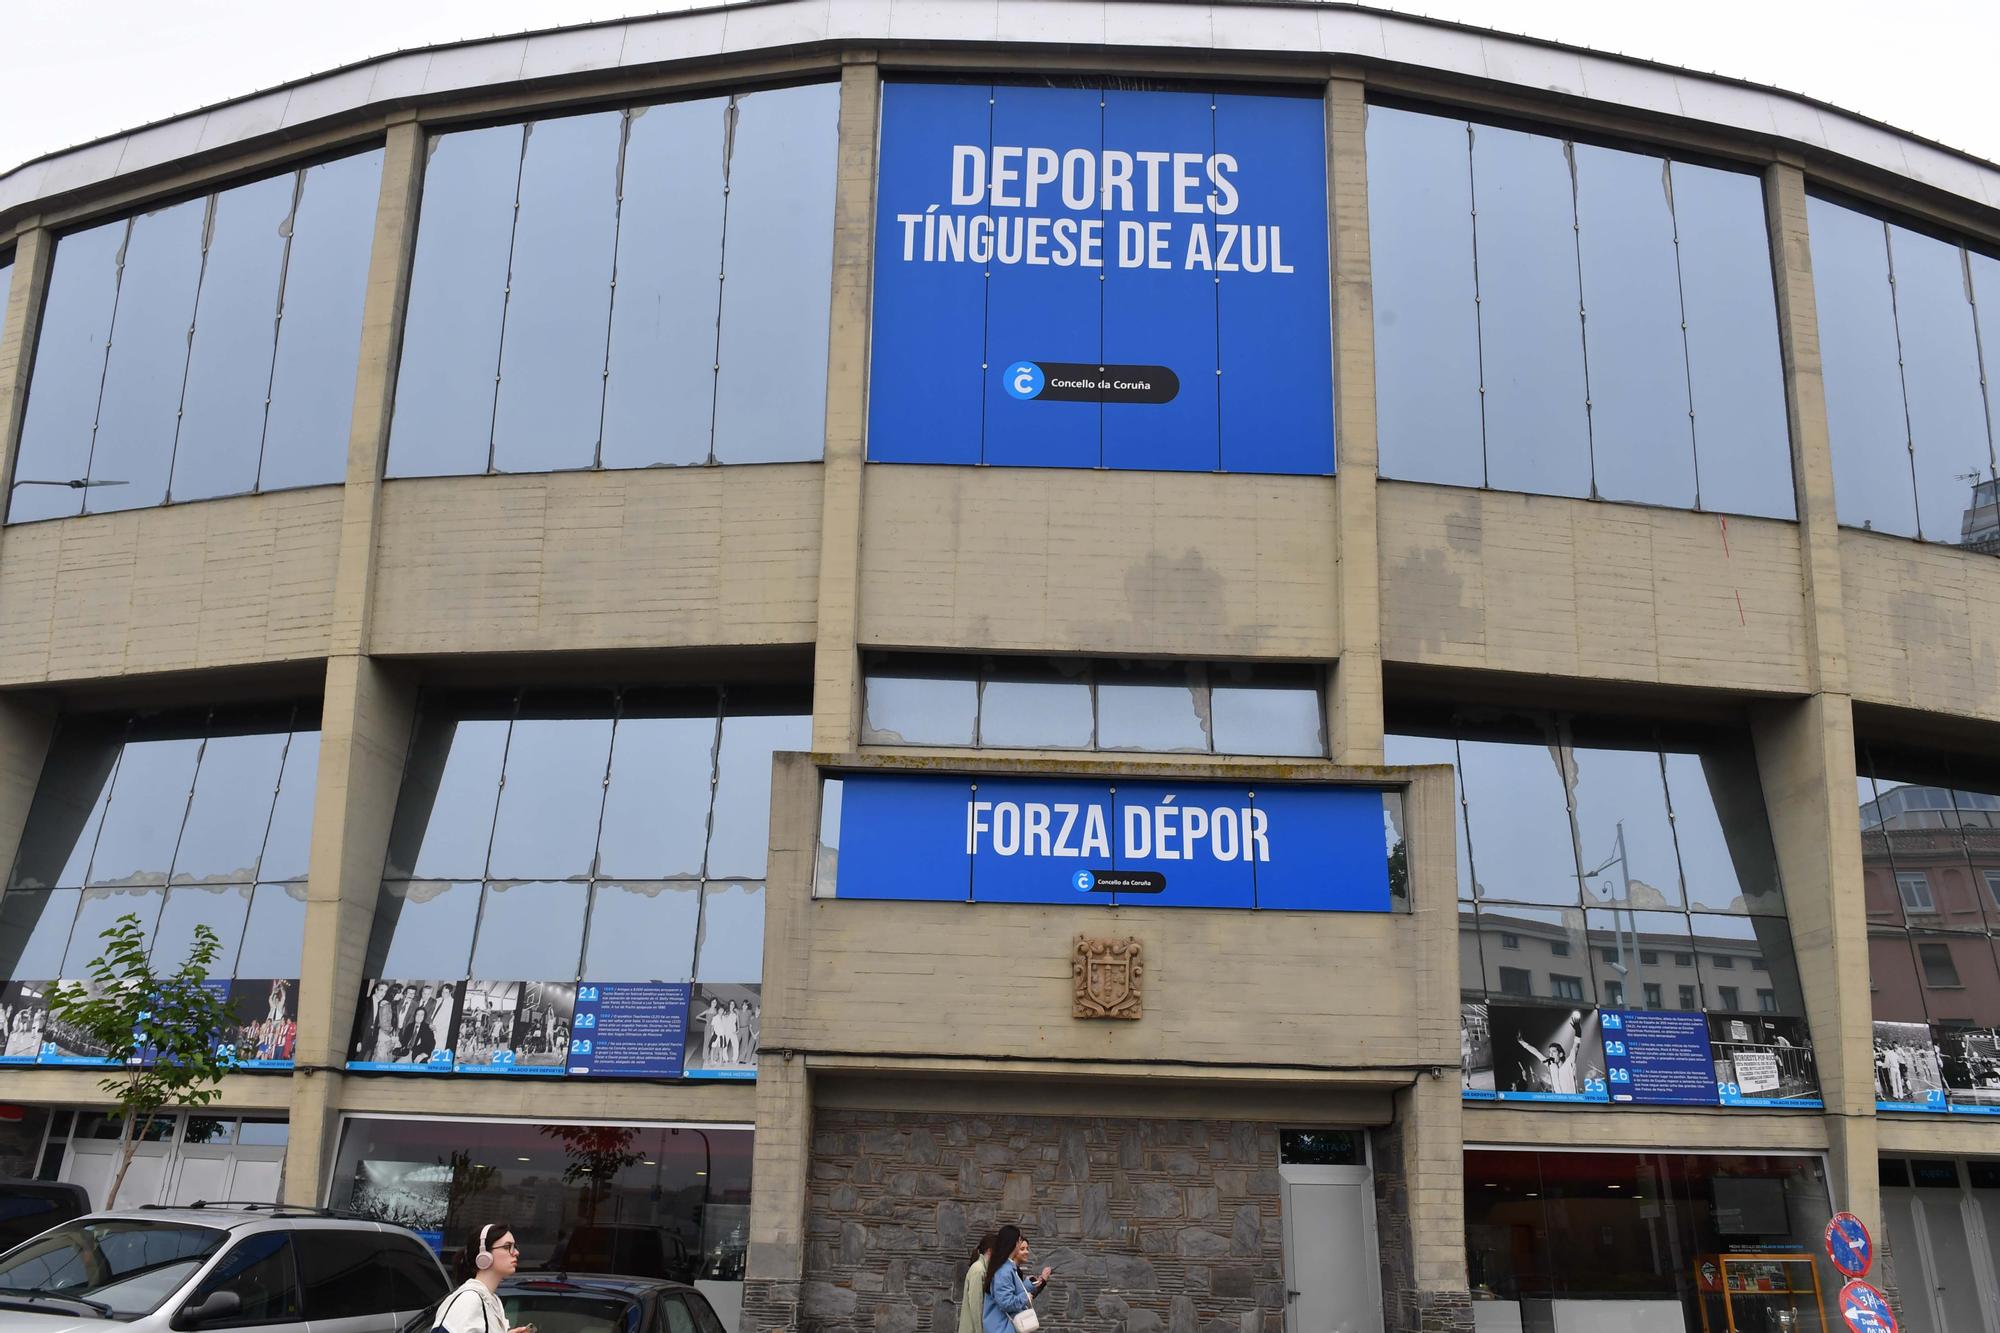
[1073,935,1143,1020]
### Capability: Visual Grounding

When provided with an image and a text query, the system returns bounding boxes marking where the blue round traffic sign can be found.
[1826,1211,1873,1278]
[1839,1279,1896,1333]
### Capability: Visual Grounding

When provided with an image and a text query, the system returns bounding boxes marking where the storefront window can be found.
[326,1117,752,1284]
[862,654,1324,756]
[1465,1148,1837,1328]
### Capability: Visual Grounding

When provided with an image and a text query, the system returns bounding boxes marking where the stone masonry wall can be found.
[797,1110,1288,1333]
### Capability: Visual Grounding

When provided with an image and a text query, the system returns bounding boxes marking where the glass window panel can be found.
[1808,196,1919,537]
[366,880,479,979]
[86,736,201,886]
[1908,930,2000,1027]
[1097,662,1210,753]
[1692,912,1805,1014]
[384,714,509,880]
[600,97,728,468]
[1385,733,1475,900]
[1471,124,1591,498]
[86,198,207,513]
[9,720,122,890]
[978,660,1094,750]
[11,220,124,523]
[0,888,80,980]
[1663,747,1785,914]
[150,884,251,976]
[1858,771,1912,928]
[171,172,292,502]
[171,731,288,885]
[581,881,698,981]
[1672,162,1795,519]
[1585,907,1694,1010]
[1973,251,2000,489]
[1475,905,1588,1002]
[1570,744,1683,910]
[1458,902,1484,999]
[1887,225,1994,545]
[60,884,163,974]
[1366,105,1483,487]
[262,148,384,491]
[711,83,837,463]
[694,881,764,983]
[862,668,976,746]
[1209,685,1323,757]
[486,716,613,880]
[236,883,308,979]
[597,706,718,880]
[1869,928,1929,1023]
[1872,775,1983,931]
[1457,735,1579,905]
[491,112,621,473]
[258,731,319,882]
[469,880,587,981]
[386,125,523,477]
[705,712,810,879]
[1572,143,1696,508]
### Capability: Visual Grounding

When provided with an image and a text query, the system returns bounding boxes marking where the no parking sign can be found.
[1839,1279,1897,1333]
[1826,1211,1873,1278]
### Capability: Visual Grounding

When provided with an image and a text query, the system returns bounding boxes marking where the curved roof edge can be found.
[4,0,1997,225]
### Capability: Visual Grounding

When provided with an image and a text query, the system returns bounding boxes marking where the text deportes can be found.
[951,145,1240,215]
[966,798,1271,863]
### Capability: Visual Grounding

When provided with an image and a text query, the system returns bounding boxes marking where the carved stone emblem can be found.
[1073,936,1143,1020]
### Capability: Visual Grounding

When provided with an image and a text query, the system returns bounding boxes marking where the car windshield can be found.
[504,1291,642,1333]
[0,1218,225,1319]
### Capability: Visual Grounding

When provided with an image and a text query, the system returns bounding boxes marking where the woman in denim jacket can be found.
[981,1226,1051,1333]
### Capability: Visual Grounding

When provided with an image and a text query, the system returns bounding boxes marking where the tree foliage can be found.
[47,913,236,1205]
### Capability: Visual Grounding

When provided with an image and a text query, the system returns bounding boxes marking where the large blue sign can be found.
[833,773,1390,911]
[1600,1009,1717,1105]
[869,82,1334,475]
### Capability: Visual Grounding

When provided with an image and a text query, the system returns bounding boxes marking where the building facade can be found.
[0,4,1996,1332]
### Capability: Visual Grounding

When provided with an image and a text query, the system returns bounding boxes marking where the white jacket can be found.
[436,1280,506,1333]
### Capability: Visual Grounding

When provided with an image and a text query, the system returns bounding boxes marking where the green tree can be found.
[47,913,235,1207]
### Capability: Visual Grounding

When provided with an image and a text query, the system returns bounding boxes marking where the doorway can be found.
[52,1109,288,1209]
[1279,1130,1383,1333]
[1881,1157,2000,1333]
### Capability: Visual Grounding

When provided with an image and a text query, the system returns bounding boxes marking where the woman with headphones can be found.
[433,1222,535,1333]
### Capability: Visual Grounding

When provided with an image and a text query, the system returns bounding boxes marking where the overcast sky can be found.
[4,0,1995,174]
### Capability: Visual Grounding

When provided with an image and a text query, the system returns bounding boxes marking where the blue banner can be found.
[869,82,1333,475]
[833,773,1391,912]
[568,982,689,1079]
[1601,1009,1717,1105]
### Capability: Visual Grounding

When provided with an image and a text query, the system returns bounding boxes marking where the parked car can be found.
[0,1182,88,1255]
[548,1226,695,1285]
[501,1275,728,1333]
[0,1202,448,1331]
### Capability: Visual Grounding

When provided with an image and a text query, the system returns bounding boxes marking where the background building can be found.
[0,3,1996,1332]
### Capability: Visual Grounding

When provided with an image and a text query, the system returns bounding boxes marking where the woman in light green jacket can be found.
[959,1232,998,1333]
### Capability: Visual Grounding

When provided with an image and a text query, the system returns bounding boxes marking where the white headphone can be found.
[475,1224,495,1271]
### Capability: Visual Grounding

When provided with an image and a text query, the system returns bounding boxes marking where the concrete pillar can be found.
[810,55,881,755]
[1326,76,1384,765]
[0,225,51,500]
[1759,163,1885,1250]
[283,116,428,1202]
[0,696,56,880]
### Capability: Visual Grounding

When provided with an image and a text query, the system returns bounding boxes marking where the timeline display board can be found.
[1872,1019,2000,1115]
[831,772,1394,912]
[346,979,757,1081]
[2,975,304,1069]
[1464,1003,1822,1110]
[869,81,1334,475]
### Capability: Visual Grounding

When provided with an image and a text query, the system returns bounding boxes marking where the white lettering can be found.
[1153,800,1181,860]
[1211,807,1240,861]
[1082,805,1110,858]
[993,802,1021,856]
[1024,802,1051,856]
[1184,223,1212,271]
[951,145,986,205]
[1215,223,1239,273]
[968,801,992,854]
[1080,219,1103,267]
[1247,807,1270,862]
[1060,148,1097,210]
[990,146,1023,207]
[1183,805,1210,851]
[898,212,922,261]
[1118,220,1146,268]
[1206,154,1240,215]
[1124,803,1152,859]
[968,214,994,264]
[1173,151,1205,214]
[1050,217,1078,267]
[1026,216,1051,266]
[1025,147,1060,207]
[1147,221,1172,270]
[1271,224,1293,273]
[1053,804,1080,856]
[1136,150,1171,212]
[1102,151,1134,212]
